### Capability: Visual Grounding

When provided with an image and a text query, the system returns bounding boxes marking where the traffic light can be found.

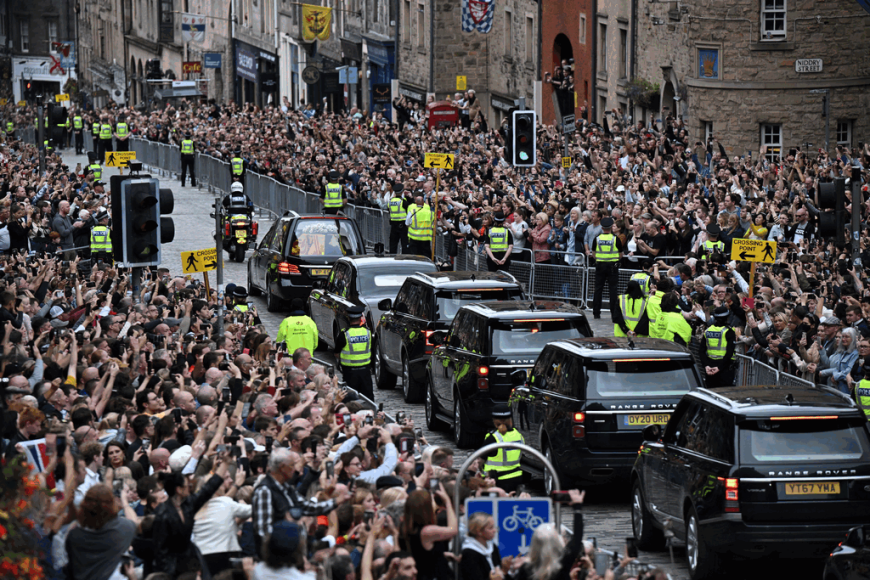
[511,111,536,167]
[110,176,175,266]
[816,178,846,246]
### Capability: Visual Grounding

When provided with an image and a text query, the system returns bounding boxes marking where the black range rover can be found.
[511,337,702,492]
[426,300,592,448]
[631,385,870,580]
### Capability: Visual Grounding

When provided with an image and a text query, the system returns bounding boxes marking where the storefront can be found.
[363,35,394,118]
[233,39,279,107]
[13,57,76,104]
[340,39,362,110]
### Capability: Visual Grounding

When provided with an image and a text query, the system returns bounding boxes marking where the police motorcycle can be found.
[221,182,258,262]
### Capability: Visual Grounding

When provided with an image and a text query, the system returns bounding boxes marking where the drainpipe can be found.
[428,0,434,93]
[590,0,597,121]
[629,0,636,119]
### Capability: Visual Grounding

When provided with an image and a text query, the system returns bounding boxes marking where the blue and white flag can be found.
[461,0,495,33]
[181,13,206,43]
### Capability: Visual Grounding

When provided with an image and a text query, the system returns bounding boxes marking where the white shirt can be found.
[74,467,101,506]
[193,495,253,555]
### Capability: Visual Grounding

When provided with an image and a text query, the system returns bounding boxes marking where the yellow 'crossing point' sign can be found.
[105,151,137,167]
[731,239,776,264]
[424,153,455,169]
[181,248,218,274]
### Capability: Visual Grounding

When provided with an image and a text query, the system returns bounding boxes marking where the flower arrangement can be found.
[0,456,46,580]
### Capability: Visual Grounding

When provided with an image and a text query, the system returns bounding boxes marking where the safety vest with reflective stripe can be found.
[488,226,509,252]
[6,121,14,133]
[340,327,371,367]
[631,272,651,296]
[181,139,194,155]
[89,164,102,180]
[116,123,129,138]
[324,183,343,208]
[701,240,724,259]
[92,122,100,135]
[856,379,870,421]
[73,116,83,130]
[389,197,407,221]
[407,205,434,241]
[231,158,244,175]
[614,295,647,337]
[646,292,664,338]
[662,311,692,344]
[705,325,728,360]
[485,429,524,480]
[90,225,112,252]
[594,233,619,262]
[100,124,112,139]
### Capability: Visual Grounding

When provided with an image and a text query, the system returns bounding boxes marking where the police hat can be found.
[94,210,109,222]
[492,403,512,419]
[707,225,721,236]
[328,170,340,181]
[493,211,506,223]
[712,306,730,320]
[601,217,615,228]
[233,287,248,299]
[392,182,404,194]
[347,305,366,317]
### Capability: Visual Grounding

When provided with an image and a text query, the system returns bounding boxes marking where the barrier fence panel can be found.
[529,257,585,303]
[753,360,780,386]
[735,354,754,386]
[776,371,817,390]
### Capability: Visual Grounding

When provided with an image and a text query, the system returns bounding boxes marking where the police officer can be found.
[230,150,246,183]
[88,159,103,182]
[276,298,318,353]
[99,117,114,158]
[699,306,737,388]
[92,117,101,149]
[180,133,196,187]
[657,292,693,346]
[590,217,622,320]
[406,195,434,258]
[387,183,411,254]
[72,112,84,154]
[484,211,512,272]
[613,280,649,337]
[333,305,374,401]
[855,361,870,421]
[630,259,653,296]
[701,225,725,260]
[223,182,253,215]
[90,210,113,264]
[483,403,524,494]
[322,170,344,215]
[5,118,14,139]
[115,115,130,152]
[231,287,262,325]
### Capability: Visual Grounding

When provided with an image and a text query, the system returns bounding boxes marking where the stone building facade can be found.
[397,0,539,127]
[595,0,633,123]
[635,0,870,156]
[539,0,593,125]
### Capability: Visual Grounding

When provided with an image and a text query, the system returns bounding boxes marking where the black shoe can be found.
[593,315,601,319]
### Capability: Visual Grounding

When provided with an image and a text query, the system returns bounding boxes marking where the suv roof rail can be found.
[695,387,737,408]
[812,383,856,405]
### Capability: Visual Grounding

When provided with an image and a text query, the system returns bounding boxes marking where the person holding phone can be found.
[401,484,458,580]
[512,490,585,580]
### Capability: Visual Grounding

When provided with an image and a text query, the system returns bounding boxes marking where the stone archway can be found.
[661,81,676,121]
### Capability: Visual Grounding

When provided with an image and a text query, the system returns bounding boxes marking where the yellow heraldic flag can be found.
[302,4,333,41]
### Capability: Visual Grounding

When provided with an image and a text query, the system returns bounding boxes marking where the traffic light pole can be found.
[215,193,225,338]
[37,105,45,175]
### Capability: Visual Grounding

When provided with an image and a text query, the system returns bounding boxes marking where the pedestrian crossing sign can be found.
[424,153,455,169]
[55,94,70,102]
[561,156,571,169]
[105,151,137,167]
[182,247,219,274]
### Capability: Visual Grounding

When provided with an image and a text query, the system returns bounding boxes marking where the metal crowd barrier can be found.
[733,354,816,388]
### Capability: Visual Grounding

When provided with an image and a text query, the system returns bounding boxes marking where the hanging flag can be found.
[19,438,55,489]
[181,13,206,43]
[302,4,333,41]
[461,0,495,33]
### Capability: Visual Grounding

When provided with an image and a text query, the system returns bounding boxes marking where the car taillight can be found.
[224,222,231,236]
[424,330,435,354]
[721,477,740,512]
[572,411,585,438]
[278,262,301,275]
[252,222,258,236]
[477,365,489,390]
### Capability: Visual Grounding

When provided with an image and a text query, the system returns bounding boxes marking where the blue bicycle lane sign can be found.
[465,497,552,557]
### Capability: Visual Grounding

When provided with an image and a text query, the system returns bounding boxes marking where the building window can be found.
[761,123,782,162]
[525,16,534,63]
[761,0,786,41]
[599,95,608,122]
[402,0,410,43]
[100,34,105,59]
[19,20,29,52]
[373,0,379,23]
[579,14,586,44]
[48,21,58,47]
[836,120,852,146]
[598,23,607,72]
[703,121,714,144]
[416,3,424,48]
[504,11,512,56]
[619,29,627,79]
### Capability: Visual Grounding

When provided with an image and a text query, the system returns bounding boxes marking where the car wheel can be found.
[234,244,246,262]
[266,280,281,313]
[425,376,447,430]
[453,396,476,448]
[543,443,561,496]
[374,340,396,389]
[247,264,261,296]
[686,505,719,580]
[402,354,423,403]
[632,481,664,550]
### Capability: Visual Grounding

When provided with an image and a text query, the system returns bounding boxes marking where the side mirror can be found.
[429,331,446,346]
[312,279,324,289]
[845,526,865,548]
[642,424,662,442]
[378,298,392,311]
[511,369,528,387]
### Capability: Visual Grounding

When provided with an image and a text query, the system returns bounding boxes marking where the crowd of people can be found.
[1,85,869,580]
